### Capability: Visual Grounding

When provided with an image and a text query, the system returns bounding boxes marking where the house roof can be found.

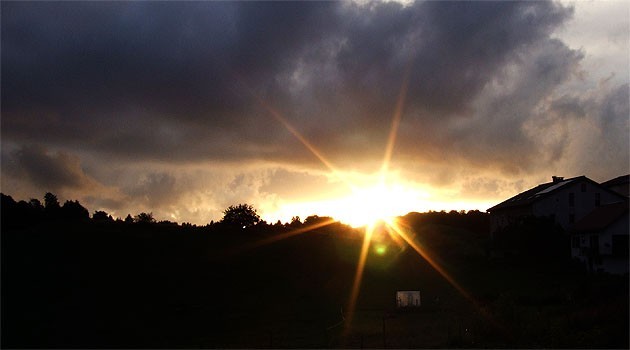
[600,174,629,188]
[487,176,588,212]
[573,201,629,233]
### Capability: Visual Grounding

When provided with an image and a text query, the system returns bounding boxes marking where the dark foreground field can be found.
[2,214,628,348]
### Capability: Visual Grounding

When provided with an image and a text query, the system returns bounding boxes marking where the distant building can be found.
[571,201,629,274]
[487,175,627,236]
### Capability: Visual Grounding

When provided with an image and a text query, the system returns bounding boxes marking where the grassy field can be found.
[2,217,628,348]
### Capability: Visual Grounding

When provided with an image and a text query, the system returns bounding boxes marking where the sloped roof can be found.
[600,174,629,188]
[487,176,587,212]
[573,201,629,233]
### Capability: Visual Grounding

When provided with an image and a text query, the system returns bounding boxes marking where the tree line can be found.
[0,192,346,233]
[2,192,498,244]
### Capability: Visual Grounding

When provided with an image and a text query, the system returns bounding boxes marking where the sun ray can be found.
[252,95,357,191]
[219,218,337,259]
[385,218,508,335]
[235,73,357,191]
[380,66,410,181]
[241,69,507,344]
[385,218,475,303]
[341,68,414,342]
[342,223,375,343]
[383,222,407,249]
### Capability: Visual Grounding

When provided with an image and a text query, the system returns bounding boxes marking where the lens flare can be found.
[342,223,374,342]
[374,244,387,255]
[245,70,504,344]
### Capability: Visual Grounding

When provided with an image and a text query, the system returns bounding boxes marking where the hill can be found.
[1,195,627,348]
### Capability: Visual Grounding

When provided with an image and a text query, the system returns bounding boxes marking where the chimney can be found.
[552,176,564,183]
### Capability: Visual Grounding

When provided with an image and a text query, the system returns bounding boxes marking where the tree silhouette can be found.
[304,215,332,226]
[27,198,45,222]
[289,215,302,228]
[134,212,155,224]
[92,210,113,223]
[29,198,44,211]
[44,192,60,211]
[61,200,89,221]
[221,204,260,228]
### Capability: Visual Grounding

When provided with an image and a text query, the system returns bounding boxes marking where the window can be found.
[590,235,599,255]
[612,235,629,257]
[595,193,601,207]
[569,193,575,207]
[572,236,580,248]
[581,183,587,192]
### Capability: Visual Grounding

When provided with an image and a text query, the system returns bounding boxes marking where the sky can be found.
[1,0,628,226]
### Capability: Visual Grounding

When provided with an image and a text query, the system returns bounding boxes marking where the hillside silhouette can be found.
[1,193,628,348]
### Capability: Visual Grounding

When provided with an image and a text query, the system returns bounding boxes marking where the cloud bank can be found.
[2,1,628,223]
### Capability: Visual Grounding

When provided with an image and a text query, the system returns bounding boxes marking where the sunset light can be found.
[2,1,628,348]
[332,181,427,227]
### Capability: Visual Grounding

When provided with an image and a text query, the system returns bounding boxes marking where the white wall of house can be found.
[532,179,622,231]
[571,213,629,274]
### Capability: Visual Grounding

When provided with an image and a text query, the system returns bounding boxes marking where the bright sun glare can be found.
[261,176,431,228]
[250,73,487,343]
[333,181,422,227]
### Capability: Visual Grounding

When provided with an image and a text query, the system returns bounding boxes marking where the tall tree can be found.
[43,192,60,211]
[134,212,155,224]
[221,204,260,228]
[61,200,89,221]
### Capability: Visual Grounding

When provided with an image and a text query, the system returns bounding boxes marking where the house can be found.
[487,175,627,236]
[601,174,629,197]
[571,201,629,274]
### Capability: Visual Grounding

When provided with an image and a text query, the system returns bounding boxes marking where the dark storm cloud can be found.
[6,145,97,191]
[1,0,588,172]
[1,2,336,114]
[447,39,584,171]
[566,83,630,178]
[2,1,341,162]
[336,1,572,115]
[2,2,241,114]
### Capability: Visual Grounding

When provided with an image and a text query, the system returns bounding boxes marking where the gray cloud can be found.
[125,172,179,209]
[6,145,97,191]
[260,168,343,202]
[562,83,630,180]
[2,1,577,165]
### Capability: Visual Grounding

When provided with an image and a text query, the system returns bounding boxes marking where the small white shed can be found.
[396,290,421,308]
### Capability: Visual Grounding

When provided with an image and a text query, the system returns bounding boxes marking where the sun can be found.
[332,181,422,228]
[259,178,430,228]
